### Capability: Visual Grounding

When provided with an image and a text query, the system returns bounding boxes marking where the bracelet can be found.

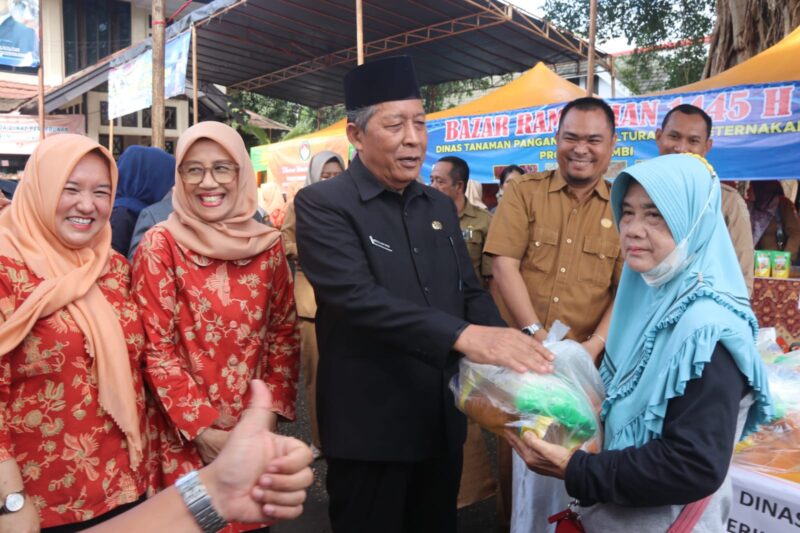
[587,333,607,345]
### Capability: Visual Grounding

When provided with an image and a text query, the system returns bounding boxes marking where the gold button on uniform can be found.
[560,267,566,273]
[599,254,606,259]
[566,238,573,244]
[553,296,559,303]
[534,241,541,247]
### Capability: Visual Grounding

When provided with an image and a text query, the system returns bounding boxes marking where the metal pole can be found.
[356,0,364,65]
[192,25,198,125]
[586,0,597,96]
[151,0,166,148]
[37,0,44,139]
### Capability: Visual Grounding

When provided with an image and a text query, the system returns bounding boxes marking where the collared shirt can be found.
[459,200,493,279]
[484,169,622,341]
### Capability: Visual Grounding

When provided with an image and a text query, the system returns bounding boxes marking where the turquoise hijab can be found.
[601,154,772,451]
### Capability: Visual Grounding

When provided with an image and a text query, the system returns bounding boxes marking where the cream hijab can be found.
[258,182,285,215]
[0,134,142,467]
[163,122,280,260]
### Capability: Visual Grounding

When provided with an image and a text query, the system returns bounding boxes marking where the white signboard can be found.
[729,465,800,533]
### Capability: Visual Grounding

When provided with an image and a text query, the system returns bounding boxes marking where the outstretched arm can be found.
[90,380,313,531]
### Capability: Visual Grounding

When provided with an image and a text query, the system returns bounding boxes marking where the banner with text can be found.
[251,135,351,189]
[0,0,39,67]
[0,114,85,154]
[423,81,800,183]
[108,31,191,119]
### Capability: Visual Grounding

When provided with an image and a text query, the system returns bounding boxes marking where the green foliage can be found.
[542,0,714,91]
[228,91,346,144]
[229,73,515,142]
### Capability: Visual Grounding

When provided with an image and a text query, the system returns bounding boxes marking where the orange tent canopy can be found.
[281,62,584,141]
[663,25,800,93]
[429,62,586,119]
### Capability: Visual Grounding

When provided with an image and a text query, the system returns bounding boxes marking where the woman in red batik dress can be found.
[0,135,159,532]
[132,122,299,531]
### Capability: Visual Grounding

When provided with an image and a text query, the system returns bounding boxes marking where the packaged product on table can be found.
[754,250,772,278]
[450,321,605,451]
[734,362,800,476]
[771,251,791,278]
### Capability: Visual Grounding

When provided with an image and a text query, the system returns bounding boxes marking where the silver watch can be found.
[176,471,228,533]
[0,491,25,515]
[522,322,543,336]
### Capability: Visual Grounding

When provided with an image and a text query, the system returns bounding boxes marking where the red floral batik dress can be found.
[132,226,299,486]
[0,252,161,528]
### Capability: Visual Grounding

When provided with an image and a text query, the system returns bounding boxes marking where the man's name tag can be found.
[369,236,393,252]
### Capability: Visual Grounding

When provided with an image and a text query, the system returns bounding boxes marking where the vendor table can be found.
[729,465,800,532]
[752,277,800,345]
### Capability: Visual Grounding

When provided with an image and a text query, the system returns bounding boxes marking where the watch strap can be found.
[176,470,228,533]
[522,323,543,336]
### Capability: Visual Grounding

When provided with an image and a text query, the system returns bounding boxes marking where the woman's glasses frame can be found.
[178,163,240,185]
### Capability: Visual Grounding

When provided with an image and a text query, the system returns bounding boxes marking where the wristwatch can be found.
[521,322,543,337]
[0,490,25,515]
[176,471,228,533]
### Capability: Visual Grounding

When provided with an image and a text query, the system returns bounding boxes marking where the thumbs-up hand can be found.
[202,379,313,524]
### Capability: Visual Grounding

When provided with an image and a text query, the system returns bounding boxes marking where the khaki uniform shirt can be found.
[281,201,316,319]
[720,184,755,295]
[484,170,622,342]
[459,200,493,279]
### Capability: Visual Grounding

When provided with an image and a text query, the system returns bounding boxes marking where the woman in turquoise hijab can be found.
[507,154,772,531]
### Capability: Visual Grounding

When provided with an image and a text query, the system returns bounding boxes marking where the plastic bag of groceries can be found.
[756,327,800,370]
[734,362,800,475]
[450,321,605,451]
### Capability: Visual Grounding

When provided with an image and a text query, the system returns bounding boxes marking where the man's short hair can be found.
[558,97,615,134]
[661,104,712,139]
[499,164,524,186]
[346,105,378,132]
[437,156,469,188]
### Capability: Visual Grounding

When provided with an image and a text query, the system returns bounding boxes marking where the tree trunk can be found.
[704,0,800,77]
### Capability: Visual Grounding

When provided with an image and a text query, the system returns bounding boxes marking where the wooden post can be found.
[586,0,597,96]
[37,0,44,139]
[192,24,198,125]
[610,55,616,98]
[356,0,364,65]
[151,0,166,148]
[108,115,114,153]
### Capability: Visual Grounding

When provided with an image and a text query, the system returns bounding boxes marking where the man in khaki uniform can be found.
[431,156,493,284]
[656,104,755,294]
[485,97,622,533]
[486,97,621,352]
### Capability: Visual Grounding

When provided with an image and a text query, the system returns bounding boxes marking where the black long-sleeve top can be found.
[565,343,749,507]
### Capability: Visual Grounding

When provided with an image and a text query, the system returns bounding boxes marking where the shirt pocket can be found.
[577,236,620,287]
[525,226,559,273]
[463,228,484,260]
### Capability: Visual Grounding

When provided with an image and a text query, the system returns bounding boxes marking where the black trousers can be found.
[326,451,463,533]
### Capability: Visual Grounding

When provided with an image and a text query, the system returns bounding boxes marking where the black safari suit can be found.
[295,155,504,532]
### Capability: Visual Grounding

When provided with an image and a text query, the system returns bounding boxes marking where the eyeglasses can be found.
[178,163,239,184]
